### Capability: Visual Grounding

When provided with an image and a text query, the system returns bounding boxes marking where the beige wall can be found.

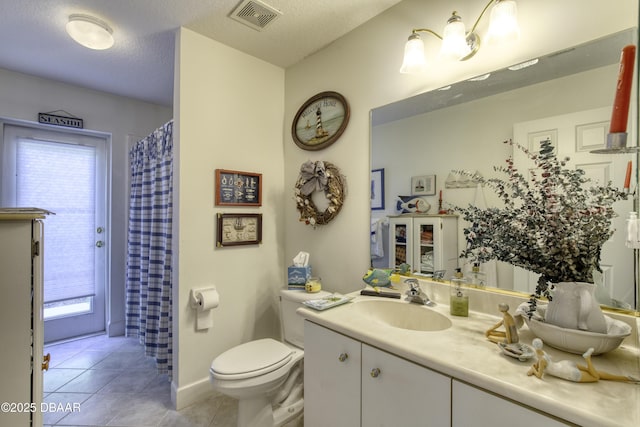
[283,0,637,295]
[173,28,285,408]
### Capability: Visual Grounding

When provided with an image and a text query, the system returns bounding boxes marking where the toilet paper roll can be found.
[195,288,219,311]
[197,310,214,330]
[192,288,219,330]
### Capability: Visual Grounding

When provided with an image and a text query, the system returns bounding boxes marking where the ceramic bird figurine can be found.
[396,196,430,214]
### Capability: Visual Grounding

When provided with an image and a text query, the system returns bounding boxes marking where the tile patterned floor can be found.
[43,334,238,427]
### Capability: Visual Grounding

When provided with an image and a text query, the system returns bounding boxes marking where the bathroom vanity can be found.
[298,281,640,427]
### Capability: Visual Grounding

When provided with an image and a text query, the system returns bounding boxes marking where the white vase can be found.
[544,281,607,334]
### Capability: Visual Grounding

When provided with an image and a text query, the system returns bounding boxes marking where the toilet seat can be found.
[210,338,294,380]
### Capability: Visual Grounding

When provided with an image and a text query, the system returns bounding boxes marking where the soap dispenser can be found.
[469,262,487,288]
[450,268,469,317]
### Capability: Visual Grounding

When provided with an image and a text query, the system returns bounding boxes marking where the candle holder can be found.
[590,132,639,154]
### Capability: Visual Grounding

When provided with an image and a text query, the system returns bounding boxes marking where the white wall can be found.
[284,0,637,295]
[173,28,285,408]
[0,67,172,337]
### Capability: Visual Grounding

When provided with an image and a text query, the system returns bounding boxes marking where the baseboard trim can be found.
[107,319,125,337]
[172,376,215,410]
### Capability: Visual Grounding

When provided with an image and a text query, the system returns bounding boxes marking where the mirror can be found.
[370,28,639,312]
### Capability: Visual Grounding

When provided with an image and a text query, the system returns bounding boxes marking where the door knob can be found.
[96,226,104,234]
[338,353,348,362]
[96,241,104,248]
[42,353,51,371]
[370,368,381,378]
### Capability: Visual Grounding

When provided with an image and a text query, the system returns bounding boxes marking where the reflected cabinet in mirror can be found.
[370,28,639,313]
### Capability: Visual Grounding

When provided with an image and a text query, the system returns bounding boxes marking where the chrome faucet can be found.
[404,278,434,306]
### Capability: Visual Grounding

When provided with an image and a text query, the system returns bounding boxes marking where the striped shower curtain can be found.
[126,120,173,378]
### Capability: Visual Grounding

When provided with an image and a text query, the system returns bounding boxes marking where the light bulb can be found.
[440,13,471,61]
[487,0,520,44]
[400,34,428,73]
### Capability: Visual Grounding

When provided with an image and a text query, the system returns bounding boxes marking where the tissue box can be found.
[288,266,312,289]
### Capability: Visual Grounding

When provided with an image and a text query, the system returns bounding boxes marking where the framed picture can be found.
[215,169,262,206]
[216,213,262,247]
[371,168,385,210]
[291,91,350,151]
[411,175,436,196]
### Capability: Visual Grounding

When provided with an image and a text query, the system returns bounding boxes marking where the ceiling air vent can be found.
[229,0,282,31]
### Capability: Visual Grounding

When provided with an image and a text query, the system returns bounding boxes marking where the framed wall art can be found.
[215,169,262,206]
[291,91,350,151]
[411,175,436,196]
[216,213,262,247]
[371,168,385,210]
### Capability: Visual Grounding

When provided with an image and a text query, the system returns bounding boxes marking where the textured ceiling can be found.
[0,0,402,107]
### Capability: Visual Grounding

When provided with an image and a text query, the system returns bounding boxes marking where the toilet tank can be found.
[279,289,330,349]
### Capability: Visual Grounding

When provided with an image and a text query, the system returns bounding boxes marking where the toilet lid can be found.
[211,338,293,380]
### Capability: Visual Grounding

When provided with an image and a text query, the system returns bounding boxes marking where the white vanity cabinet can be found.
[303,321,361,427]
[452,380,570,427]
[304,321,451,427]
[389,214,458,276]
[362,343,450,426]
[0,209,49,427]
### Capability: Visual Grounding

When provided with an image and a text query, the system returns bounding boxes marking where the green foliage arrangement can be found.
[454,139,627,308]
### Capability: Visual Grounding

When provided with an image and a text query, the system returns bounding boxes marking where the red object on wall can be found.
[610,45,637,133]
[624,160,632,190]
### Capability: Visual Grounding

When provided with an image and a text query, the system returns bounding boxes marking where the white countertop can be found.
[297,282,640,427]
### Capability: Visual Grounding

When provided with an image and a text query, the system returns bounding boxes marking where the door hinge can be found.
[32,240,40,257]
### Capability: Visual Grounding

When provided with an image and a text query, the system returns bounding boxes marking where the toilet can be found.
[210,289,329,427]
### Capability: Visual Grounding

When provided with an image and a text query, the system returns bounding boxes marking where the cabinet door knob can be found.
[370,368,381,378]
[338,353,348,362]
[42,353,51,371]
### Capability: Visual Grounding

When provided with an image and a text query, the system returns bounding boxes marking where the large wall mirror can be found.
[370,27,639,313]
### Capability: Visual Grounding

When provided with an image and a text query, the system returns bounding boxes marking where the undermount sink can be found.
[350,300,452,332]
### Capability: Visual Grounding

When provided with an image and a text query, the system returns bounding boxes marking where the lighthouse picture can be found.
[292,91,350,150]
[314,106,330,139]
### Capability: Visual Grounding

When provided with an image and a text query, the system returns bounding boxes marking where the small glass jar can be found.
[305,276,322,293]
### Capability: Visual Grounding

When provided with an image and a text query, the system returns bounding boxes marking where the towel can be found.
[370,218,385,258]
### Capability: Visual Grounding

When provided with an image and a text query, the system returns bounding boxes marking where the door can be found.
[389,217,412,269]
[512,107,635,308]
[415,218,436,275]
[362,344,451,426]
[303,321,361,427]
[2,124,108,342]
[452,380,568,427]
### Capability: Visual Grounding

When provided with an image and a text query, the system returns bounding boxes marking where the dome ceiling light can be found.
[66,14,114,50]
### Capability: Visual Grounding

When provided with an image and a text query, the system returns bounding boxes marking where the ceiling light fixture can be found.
[66,14,114,50]
[400,0,520,74]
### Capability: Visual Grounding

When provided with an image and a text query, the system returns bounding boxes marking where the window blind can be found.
[16,139,96,303]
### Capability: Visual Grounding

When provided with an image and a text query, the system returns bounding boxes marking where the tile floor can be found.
[43,334,238,427]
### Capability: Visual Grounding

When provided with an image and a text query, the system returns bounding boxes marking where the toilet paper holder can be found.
[190,286,218,309]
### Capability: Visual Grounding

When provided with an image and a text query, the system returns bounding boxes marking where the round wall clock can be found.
[291,91,350,151]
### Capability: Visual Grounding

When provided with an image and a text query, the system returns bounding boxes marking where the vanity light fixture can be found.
[66,14,114,50]
[400,0,520,74]
[469,73,491,81]
[508,58,538,71]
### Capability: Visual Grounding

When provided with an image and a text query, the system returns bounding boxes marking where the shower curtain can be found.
[126,120,173,378]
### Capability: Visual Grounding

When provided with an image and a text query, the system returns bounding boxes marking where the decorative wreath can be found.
[294,160,347,227]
